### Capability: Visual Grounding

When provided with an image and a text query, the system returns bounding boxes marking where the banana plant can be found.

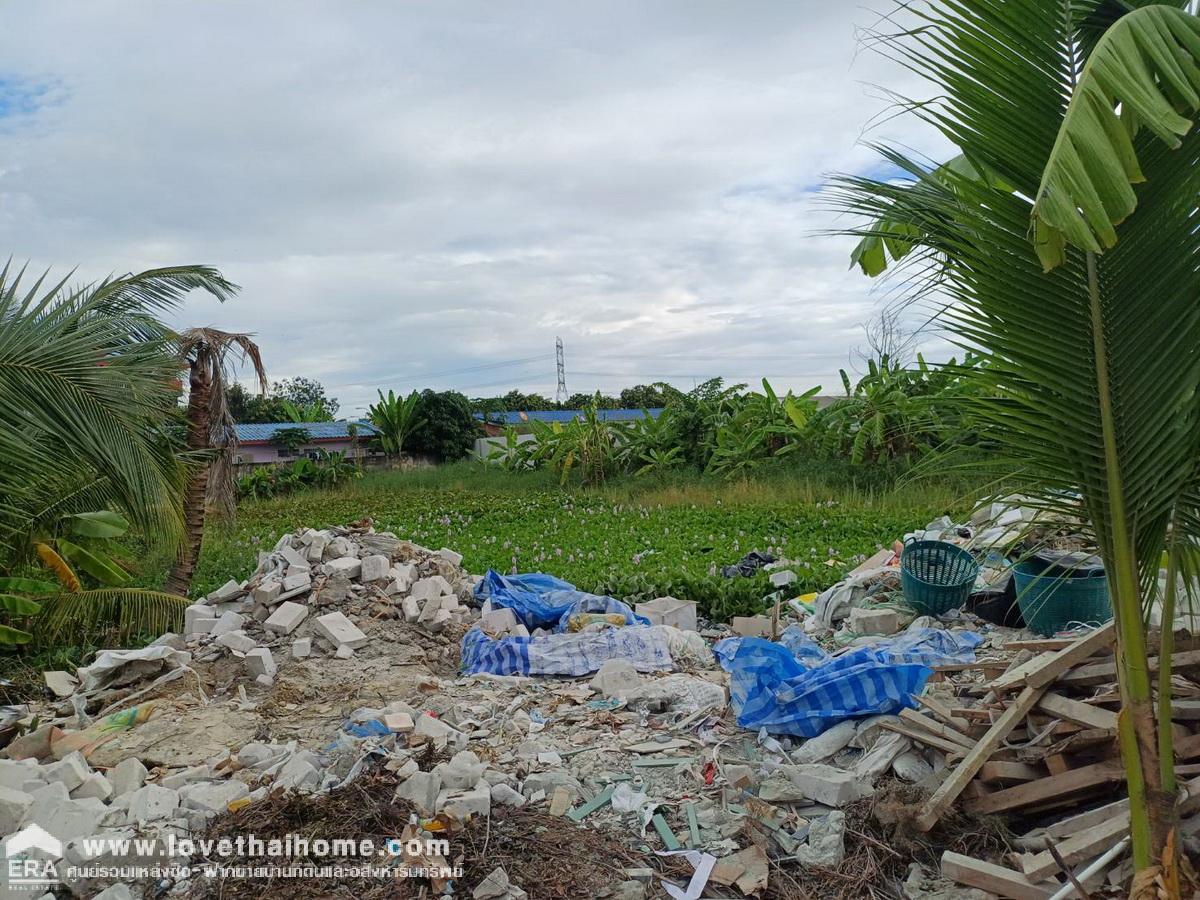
[33,511,133,590]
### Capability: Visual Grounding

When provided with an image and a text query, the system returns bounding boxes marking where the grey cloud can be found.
[0,1,953,415]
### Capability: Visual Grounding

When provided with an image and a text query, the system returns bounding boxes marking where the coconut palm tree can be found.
[836,1,1200,887]
[163,329,267,597]
[0,263,237,640]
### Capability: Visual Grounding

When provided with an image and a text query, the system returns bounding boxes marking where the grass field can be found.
[190,461,978,621]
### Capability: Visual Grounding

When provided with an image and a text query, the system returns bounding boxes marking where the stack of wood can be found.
[886,622,1200,898]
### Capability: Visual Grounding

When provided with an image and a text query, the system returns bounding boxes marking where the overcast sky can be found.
[0,1,954,415]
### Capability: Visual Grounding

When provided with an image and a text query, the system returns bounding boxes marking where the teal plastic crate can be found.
[901,540,979,615]
[1013,557,1111,636]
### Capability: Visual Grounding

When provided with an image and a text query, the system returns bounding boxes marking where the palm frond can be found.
[36,588,187,644]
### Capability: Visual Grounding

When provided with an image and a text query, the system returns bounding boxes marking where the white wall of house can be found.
[473,433,537,460]
[234,439,374,465]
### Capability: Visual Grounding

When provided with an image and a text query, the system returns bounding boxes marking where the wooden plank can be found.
[940,851,1054,900]
[991,623,1115,694]
[980,760,1042,784]
[1044,797,1128,840]
[916,694,973,734]
[899,709,976,749]
[916,685,1045,831]
[1044,754,1070,776]
[1036,692,1119,731]
[880,720,970,756]
[965,758,1126,816]
[1058,648,1200,688]
[1003,638,1077,652]
[1019,816,1128,882]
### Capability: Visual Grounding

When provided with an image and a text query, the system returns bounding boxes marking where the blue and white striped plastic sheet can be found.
[461,623,673,677]
[462,569,667,676]
[713,627,983,737]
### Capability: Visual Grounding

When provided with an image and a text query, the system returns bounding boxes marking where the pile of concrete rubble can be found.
[0,515,1195,899]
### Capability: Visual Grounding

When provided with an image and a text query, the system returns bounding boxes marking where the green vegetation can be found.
[837,0,1200,876]
[484,367,976,487]
[0,264,238,646]
[194,462,973,622]
[235,451,360,500]
[227,376,339,424]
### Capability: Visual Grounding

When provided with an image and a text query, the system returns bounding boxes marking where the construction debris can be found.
[3,508,1198,899]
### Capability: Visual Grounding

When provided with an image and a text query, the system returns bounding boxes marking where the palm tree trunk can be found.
[1086,252,1173,874]
[164,359,211,597]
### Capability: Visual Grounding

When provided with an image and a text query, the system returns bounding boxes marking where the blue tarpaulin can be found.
[463,570,663,676]
[714,626,983,737]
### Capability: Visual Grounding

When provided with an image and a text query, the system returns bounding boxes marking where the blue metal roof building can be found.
[474,408,664,426]
[234,421,379,443]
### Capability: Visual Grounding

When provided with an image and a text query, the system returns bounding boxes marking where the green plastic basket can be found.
[1013,557,1111,636]
[901,540,980,615]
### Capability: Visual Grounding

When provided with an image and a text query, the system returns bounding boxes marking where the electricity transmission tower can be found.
[555,337,567,405]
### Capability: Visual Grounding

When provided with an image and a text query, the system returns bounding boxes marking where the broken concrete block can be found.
[207,579,244,603]
[0,785,34,833]
[181,780,249,814]
[384,712,414,734]
[44,752,90,792]
[473,866,511,900]
[323,557,362,579]
[210,610,246,637]
[306,534,329,561]
[848,607,900,635]
[278,544,310,570]
[265,601,309,636]
[424,608,453,634]
[184,604,215,634]
[43,670,78,698]
[291,637,312,659]
[758,764,869,807]
[314,611,368,650]
[724,764,757,790]
[521,771,583,802]
[252,579,282,606]
[0,761,42,798]
[107,758,147,796]
[360,554,390,583]
[160,765,211,789]
[276,754,322,792]
[635,596,698,632]
[281,571,312,593]
[439,547,463,567]
[548,786,571,816]
[334,645,355,659]
[401,596,420,623]
[481,607,518,635]
[490,783,526,807]
[410,576,451,605]
[22,784,109,840]
[440,780,490,819]
[796,810,846,867]
[395,771,441,815]
[245,648,277,679]
[731,615,772,637]
[216,630,257,654]
[417,593,443,624]
[590,659,642,699]
[414,714,466,749]
[70,772,113,802]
